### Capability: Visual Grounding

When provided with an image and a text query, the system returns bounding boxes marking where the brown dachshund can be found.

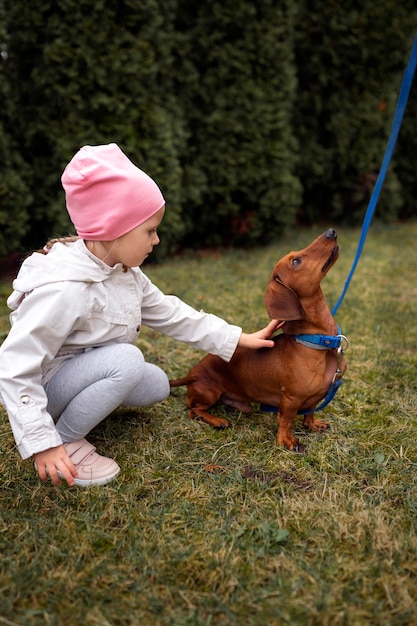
[170,229,347,452]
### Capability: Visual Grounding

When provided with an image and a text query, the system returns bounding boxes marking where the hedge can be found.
[1,0,416,258]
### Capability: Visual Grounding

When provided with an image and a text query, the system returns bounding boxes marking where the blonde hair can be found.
[37,236,80,255]
[36,236,128,272]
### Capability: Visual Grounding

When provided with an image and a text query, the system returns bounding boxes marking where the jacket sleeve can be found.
[0,282,84,459]
[138,272,242,362]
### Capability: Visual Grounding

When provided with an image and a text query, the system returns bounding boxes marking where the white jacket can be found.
[0,239,241,459]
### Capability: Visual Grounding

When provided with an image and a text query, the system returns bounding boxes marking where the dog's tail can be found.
[169,376,191,388]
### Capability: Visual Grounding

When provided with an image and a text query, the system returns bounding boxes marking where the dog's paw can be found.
[198,414,231,429]
[303,415,330,432]
[189,410,231,430]
[213,419,231,430]
[278,434,306,453]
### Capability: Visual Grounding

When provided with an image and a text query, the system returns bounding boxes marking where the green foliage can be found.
[2,0,188,255]
[294,1,417,224]
[0,133,32,256]
[396,45,417,218]
[175,0,301,247]
[0,0,32,255]
[1,0,417,258]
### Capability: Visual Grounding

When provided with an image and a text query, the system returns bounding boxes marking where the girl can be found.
[0,144,279,487]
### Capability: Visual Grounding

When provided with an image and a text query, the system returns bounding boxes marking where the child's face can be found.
[109,206,165,267]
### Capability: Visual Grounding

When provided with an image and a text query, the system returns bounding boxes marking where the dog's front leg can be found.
[276,404,305,453]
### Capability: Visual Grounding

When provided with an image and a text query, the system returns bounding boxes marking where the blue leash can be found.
[331,32,417,316]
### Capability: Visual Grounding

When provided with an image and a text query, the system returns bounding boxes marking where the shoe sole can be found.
[58,466,121,486]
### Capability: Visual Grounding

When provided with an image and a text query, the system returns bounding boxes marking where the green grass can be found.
[1,223,417,626]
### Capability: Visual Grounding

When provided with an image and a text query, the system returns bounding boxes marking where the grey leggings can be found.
[44,343,170,442]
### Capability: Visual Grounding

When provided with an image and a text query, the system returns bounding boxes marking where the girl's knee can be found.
[158,368,170,400]
[116,343,145,371]
[117,343,145,361]
[148,363,170,401]
[123,362,170,407]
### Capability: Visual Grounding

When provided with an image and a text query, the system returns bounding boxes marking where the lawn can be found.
[0,223,416,626]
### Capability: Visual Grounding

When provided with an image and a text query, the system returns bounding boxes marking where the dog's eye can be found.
[291,257,302,267]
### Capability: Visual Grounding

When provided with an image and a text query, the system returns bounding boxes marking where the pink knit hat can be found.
[61,143,165,241]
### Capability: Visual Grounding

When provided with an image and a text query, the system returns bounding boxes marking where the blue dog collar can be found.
[293,333,343,350]
[292,325,347,351]
[261,326,349,415]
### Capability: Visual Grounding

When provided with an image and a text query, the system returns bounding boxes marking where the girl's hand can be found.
[34,445,78,487]
[238,318,283,349]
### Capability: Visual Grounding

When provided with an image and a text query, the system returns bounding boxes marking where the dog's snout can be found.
[325,228,337,240]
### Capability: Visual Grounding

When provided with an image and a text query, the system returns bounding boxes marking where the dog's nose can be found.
[325,228,337,239]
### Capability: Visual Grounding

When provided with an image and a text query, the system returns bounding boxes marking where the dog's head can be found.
[265,229,339,321]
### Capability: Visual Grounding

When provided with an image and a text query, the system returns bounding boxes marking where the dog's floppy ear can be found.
[265,277,305,320]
